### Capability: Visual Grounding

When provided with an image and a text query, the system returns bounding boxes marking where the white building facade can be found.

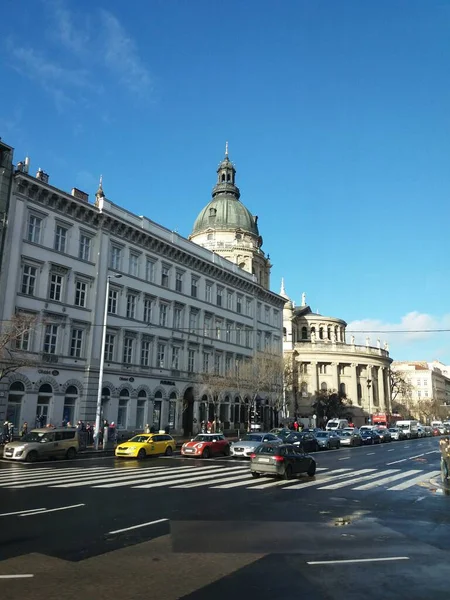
[282,282,393,426]
[0,149,284,435]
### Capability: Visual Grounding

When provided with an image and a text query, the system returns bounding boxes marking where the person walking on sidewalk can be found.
[21,422,28,437]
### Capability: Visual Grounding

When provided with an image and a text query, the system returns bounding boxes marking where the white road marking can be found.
[0,466,127,486]
[387,470,440,491]
[20,503,85,516]
[319,469,398,490]
[425,450,438,455]
[409,454,425,460]
[284,469,369,490]
[307,556,409,565]
[353,470,420,490]
[387,449,395,452]
[386,458,407,465]
[0,575,34,579]
[108,518,168,535]
[132,467,248,489]
[0,508,46,517]
[173,473,252,488]
[339,457,350,460]
[366,453,375,456]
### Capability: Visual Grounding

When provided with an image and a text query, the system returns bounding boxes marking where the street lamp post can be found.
[94,273,122,450]
[367,378,372,424]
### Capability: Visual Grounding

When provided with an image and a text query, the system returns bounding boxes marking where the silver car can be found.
[315,431,341,450]
[230,433,281,458]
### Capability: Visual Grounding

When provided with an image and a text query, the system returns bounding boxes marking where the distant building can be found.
[0,145,284,435]
[0,139,14,273]
[282,281,393,426]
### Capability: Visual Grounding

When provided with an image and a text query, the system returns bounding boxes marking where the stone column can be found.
[311,362,319,395]
[351,363,359,406]
[332,362,339,392]
[378,367,386,411]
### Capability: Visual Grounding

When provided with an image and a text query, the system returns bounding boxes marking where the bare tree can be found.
[390,369,413,406]
[416,398,449,423]
[0,314,39,384]
[196,368,233,429]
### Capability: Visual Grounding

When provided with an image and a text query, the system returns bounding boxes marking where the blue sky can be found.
[1,0,449,363]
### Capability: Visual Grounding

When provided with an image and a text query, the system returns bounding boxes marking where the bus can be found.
[371,413,402,428]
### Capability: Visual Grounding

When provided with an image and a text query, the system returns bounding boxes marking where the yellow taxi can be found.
[115,433,176,459]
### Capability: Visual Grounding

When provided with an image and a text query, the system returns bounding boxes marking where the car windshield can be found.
[21,432,52,443]
[129,435,152,443]
[256,445,278,455]
[242,435,263,441]
[339,432,351,437]
[316,432,328,438]
[193,435,216,442]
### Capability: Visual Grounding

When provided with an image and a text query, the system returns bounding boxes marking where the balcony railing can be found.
[294,341,389,357]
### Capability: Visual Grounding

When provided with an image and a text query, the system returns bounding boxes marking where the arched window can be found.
[136,390,147,430]
[319,327,324,340]
[301,382,308,397]
[227,173,231,182]
[221,173,226,182]
[220,395,230,424]
[118,389,130,429]
[169,391,177,430]
[153,390,163,431]
[37,383,53,427]
[63,385,78,426]
[301,326,307,340]
[311,326,316,336]
[327,326,331,340]
[7,382,25,429]
[339,383,346,396]
[320,382,327,391]
[335,325,339,340]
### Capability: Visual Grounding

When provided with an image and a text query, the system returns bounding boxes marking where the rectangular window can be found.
[123,338,133,364]
[173,306,183,329]
[214,353,221,375]
[74,280,87,308]
[27,214,42,243]
[79,234,91,261]
[161,265,170,288]
[417,379,421,386]
[49,273,63,302]
[203,352,210,372]
[159,303,168,327]
[215,320,222,340]
[191,276,198,298]
[205,283,212,303]
[226,322,232,343]
[104,334,115,362]
[141,340,152,367]
[157,343,166,368]
[110,245,122,270]
[175,272,183,293]
[217,287,223,307]
[189,310,198,333]
[245,328,251,347]
[108,289,118,314]
[237,295,242,314]
[246,298,252,316]
[236,326,242,345]
[146,259,155,282]
[129,253,139,277]
[204,316,211,337]
[172,347,180,370]
[54,225,67,253]
[16,323,30,351]
[227,291,233,310]
[143,297,153,323]
[273,309,279,325]
[21,264,37,296]
[43,324,58,354]
[188,349,195,373]
[418,391,421,398]
[126,294,137,319]
[225,355,232,374]
[70,329,83,358]
[424,390,429,397]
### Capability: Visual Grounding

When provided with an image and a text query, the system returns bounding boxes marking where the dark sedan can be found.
[284,431,320,453]
[250,443,317,480]
[360,430,382,445]
[375,428,392,443]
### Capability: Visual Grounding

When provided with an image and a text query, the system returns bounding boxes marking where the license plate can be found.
[258,457,270,463]
[184,448,194,453]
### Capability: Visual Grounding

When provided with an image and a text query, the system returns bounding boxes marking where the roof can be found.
[191,195,259,237]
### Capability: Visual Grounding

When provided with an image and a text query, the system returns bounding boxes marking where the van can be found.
[326,419,349,431]
[3,428,79,462]
[395,420,419,439]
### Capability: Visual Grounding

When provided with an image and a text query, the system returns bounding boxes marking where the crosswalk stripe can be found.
[52,465,217,489]
[93,466,247,489]
[249,468,352,490]
[353,470,421,490]
[387,470,440,491]
[132,467,248,489]
[318,469,398,490]
[0,467,111,482]
[284,469,372,490]
[0,466,133,486]
[173,472,252,488]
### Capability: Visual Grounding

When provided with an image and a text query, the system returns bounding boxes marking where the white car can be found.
[230,433,281,458]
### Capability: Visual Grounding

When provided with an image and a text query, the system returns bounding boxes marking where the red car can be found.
[181,433,230,458]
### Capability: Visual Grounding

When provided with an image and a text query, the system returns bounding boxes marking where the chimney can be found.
[71,188,89,203]
[36,168,49,184]
[24,156,30,174]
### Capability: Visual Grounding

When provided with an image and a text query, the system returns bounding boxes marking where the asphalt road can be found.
[0,437,449,600]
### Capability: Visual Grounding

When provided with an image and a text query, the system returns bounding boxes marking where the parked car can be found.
[2,428,79,462]
[230,433,281,458]
[284,431,320,453]
[388,427,404,441]
[181,434,230,458]
[337,430,363,447]
[250,443,316,480]
[115,433,176,459]
[375,428,392,443]
[315,431,341,450]
[360,429,382,445]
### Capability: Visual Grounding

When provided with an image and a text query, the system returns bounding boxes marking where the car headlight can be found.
[15,450,24,457]
[197,443,204,449]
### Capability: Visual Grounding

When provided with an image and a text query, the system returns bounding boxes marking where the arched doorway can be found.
[153,391,163,431]
[169,391,177,431]
[118,389,129,429]
[136,390,147,430]
[37,383,53,427]
[63,385,78,426]
[7,382,25,429]
[182,387,194,435]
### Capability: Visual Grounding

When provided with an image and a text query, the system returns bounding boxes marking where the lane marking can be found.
[108,518,168,535]
[339,457,350,461]
[387,449,395,452]
[409,454,425,460]
[366,452,375,456]
[353,470,420,490]
[386,458,407,465]
[307,556,409,565]
[319,469,398,490]
[425,450,438,455]
[387,470,440,491]
[0,575,34,579]
[131,467,248,489]
[20,503,85,516]
[0,508,46,517]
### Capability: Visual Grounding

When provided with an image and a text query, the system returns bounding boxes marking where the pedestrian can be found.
[207,420,212,433]
[7,421,14,442]
[200,420,206,433]
[21,422,28,437]
[294,420,299,432]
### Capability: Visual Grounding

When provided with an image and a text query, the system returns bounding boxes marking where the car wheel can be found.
[165,446,173,456]
[223,445,230,456]
[307,462,316,477]
[65,447,76,460]
[326,442,331,450]
[283,465,293,480]
[137,449,146,460]
[251,472,261,479]
[202,448,211,459]
[26,450,38,463]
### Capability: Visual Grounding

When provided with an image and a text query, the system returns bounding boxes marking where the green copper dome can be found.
[190,149,260,237]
